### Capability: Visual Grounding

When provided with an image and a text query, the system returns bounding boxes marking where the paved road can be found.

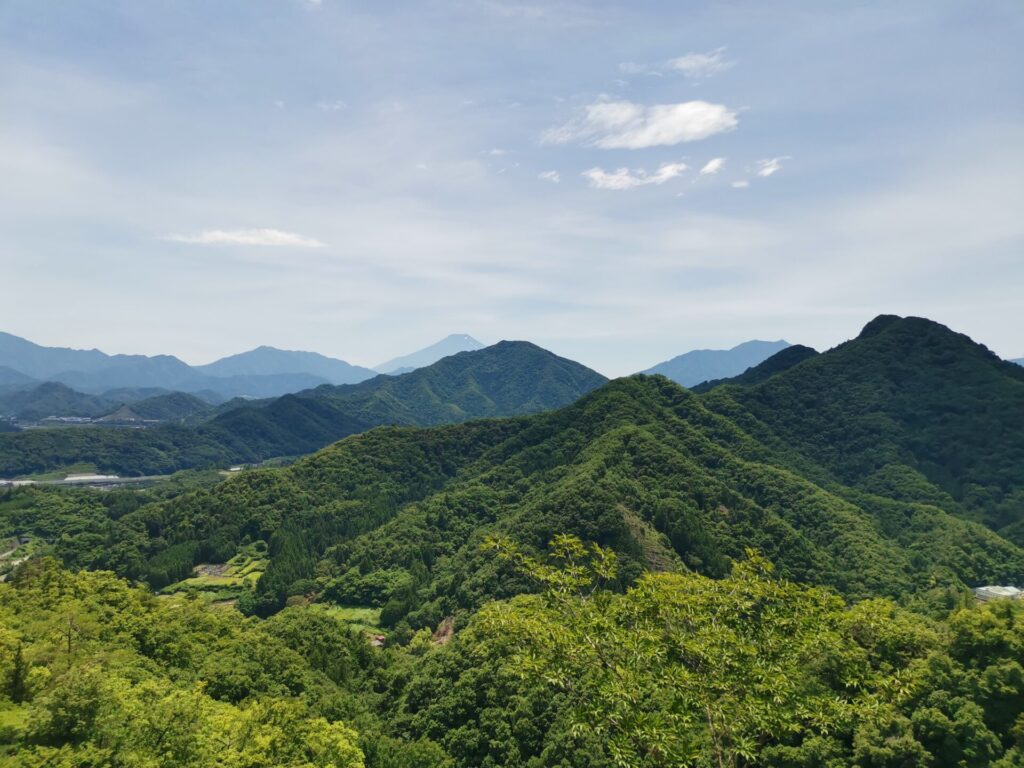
[1,474,172,488]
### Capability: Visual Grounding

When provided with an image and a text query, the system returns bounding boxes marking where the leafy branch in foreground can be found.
[449,536,1024,768]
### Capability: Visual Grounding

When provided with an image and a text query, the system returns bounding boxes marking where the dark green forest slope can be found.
[213,340,607,458]
[0,382,114,421]
[2,548,1023,767]
[8,337,1022,620]
[3,316,1024,767]
[151,375,1024,616]
[702,316,1024,542]
[0,342,607,477]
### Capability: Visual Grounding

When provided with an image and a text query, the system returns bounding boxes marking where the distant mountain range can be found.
[0,332,485,401]
[211,340,607,458]
[0,382,215,424]
[0,340,607,476]
[691,344,819,392]
[375,334,484,374]
[641,339,791,387]
[194,346,376,384]
[95,314,1024,624]
[1012,358,1024,366]
[0,382,114,422]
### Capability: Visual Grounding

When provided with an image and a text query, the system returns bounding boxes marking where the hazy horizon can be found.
[3,1,1022,376]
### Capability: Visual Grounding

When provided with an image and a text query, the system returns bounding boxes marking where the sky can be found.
[1,0,1022,377]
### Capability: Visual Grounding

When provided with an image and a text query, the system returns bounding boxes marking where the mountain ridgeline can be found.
[13,316,1024,621]
[691,343,819,392]
[193,345,377,383]
[0,331,377,399]
[0,383,215,423]
[0,341,608,476]
[4,315,1024,768]
[703,315,1024,543]
[374,333,484,374]
[642,338,791,387]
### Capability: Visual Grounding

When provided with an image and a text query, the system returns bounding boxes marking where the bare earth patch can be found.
[193,563,229,577]
[432,616,455,645]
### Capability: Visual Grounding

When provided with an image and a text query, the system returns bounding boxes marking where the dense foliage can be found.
[703,316,1024,542]
[0,560,370,767]
[7,369,1020,621]
[2,546,1022,767]
[388,538,1024,767]
[3,315,1024,766]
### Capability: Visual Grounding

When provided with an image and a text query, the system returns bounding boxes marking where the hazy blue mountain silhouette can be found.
[642,339,791,387]
[375,334,484,374]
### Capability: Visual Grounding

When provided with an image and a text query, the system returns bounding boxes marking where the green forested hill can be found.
[15,373,1021,621]
[0,342,607,476]
[209,340,607,459]
[3,317,1024,767]
[5,317,1023,617]
[113,391,214,422]
[0,382,114,421]
[3,545,1023,767]
[703,315,1024,541]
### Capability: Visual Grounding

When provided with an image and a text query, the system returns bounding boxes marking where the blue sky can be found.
[1,0,1021,376]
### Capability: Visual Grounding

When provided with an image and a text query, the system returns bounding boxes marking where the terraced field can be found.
[161,543,268,602]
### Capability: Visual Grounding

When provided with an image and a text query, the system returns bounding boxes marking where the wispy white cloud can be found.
[731,180,750,188]
[315,99,346,111]
[164,229,326,247]
[538,170,561,183]
[474,0,606,27]
[544,98,737,149]
[618,62,650,75]
[618,48,732,80]
[700,157,725,175]
[583,161,687,190]
[667,48,734,79]
[756,157,790,177]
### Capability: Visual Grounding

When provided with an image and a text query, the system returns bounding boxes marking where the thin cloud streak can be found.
[667,48,734,79]
[544,99,738,149]
[164,229,326,248]
[583,162,687,190]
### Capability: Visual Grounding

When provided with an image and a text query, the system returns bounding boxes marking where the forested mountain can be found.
[703,315,1024,543]
[107,391,215,422]
[4,316,1024,767]
[196,345,376,384]
[0,341,607,476]
[0,382,114,421]
[106,374,1024,613]
[177,340,608,461]
[642,339,791,387]
[0,383,218,424]
[375,333,484,374]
